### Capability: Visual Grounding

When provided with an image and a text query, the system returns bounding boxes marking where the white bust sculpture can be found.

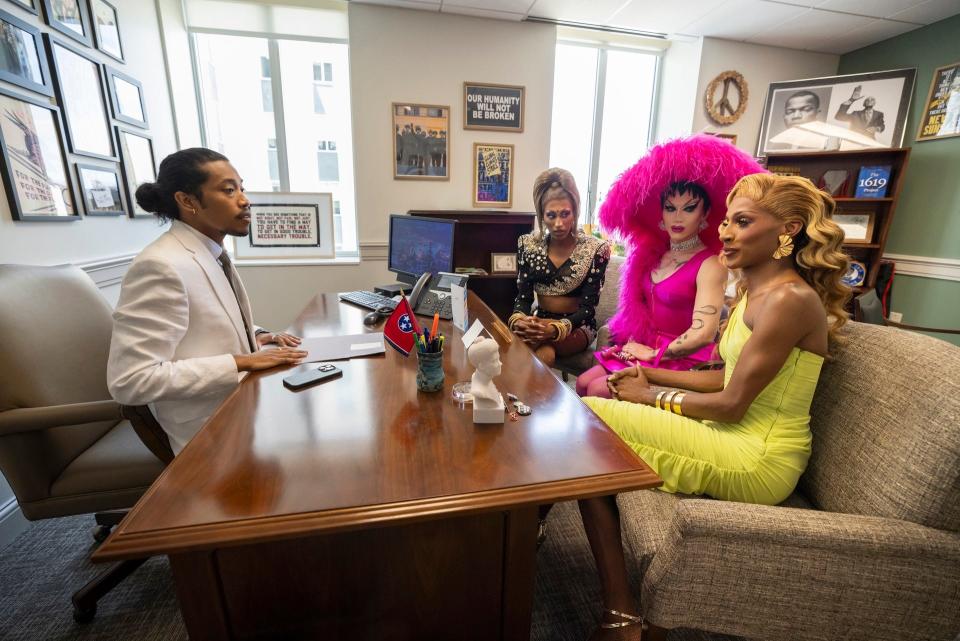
[467,337,504,423]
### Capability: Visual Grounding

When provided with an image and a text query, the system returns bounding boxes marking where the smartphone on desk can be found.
[283,364,342,390]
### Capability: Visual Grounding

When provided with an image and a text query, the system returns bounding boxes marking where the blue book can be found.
[855,166,891,198]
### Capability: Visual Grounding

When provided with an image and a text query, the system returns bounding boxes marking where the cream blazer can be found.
[107,221,256,454]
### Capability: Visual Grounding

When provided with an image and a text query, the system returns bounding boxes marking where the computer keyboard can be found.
[338,290,398,311]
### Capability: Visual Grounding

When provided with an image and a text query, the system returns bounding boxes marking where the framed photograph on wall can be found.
[463,82,524,132]
[234,192,335,260]
[0,87,78,220]
[392,102,449,180]
[46,35,116,160]
[756,68,916,156]
[473,142,513,208]
[105,66,146,128]
[915,61,960,142]
[834,212,876,244]
[75,162,123,215]
[0,8,53,96]
[116,126,156,218]
[89,0,122,62]
[3,0,39,16]
[40,0,90,46]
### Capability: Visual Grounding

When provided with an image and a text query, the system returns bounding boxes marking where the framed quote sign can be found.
[234,192,335,260]
[464,82,523,132]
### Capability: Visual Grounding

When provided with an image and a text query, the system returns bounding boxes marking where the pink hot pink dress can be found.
[576,248,717,398]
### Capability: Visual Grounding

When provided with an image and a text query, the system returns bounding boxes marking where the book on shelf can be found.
[854,165,892,198]
[454,267,488,275]
[766,165,802,177]
[818,169,850,196]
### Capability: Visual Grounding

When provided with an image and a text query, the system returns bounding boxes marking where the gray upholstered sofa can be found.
[532,321,960,641]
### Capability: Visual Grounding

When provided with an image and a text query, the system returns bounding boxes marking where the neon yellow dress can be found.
[584,294,824,505]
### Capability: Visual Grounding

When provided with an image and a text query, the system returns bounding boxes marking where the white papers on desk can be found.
[279,333,385,362]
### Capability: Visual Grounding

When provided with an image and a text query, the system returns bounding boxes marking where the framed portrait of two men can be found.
[756,68,916,156]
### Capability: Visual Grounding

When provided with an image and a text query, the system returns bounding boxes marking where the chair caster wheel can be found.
[73,604,96,624]
[92,525,112,543]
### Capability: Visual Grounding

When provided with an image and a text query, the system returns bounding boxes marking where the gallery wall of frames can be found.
[0,0,156,222]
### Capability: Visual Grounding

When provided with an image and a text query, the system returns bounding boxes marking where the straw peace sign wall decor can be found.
[705,70,748,125]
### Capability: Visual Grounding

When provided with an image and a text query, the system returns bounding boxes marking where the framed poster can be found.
[105,66,146,128]
[89,0,122,62]
[756,68,916,156]
[234,192,335,260]
[463,82,524,132]
[46,35,116,160]
[75,162,123,215]
[392,102,449,180]
[3,0,39,16]
[473,142,513,208]
[115,126,156,218]
[0,8,52,96]
[834,212,875,244]
[915,61,960,142]
[40,0,90,46]
[0,86,78,220]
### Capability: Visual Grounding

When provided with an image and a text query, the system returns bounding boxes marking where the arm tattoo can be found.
[693,305,718,315]
[690,319,705,330]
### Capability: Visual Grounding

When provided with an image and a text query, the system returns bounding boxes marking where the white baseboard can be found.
[76,253,137,290]
[883,253,960,283]
[0,497,29,552]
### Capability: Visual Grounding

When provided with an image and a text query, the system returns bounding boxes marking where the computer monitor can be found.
[388,214,456,285]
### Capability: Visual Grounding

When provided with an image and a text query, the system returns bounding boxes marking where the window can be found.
[317,140,339,182]
[312,62,332,114]
[549,42,659,225]
[260,55,273,112]
[193,32,358,254]
[267,138,279,189]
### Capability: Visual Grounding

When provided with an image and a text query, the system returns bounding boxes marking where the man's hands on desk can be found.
[235,332,306,372]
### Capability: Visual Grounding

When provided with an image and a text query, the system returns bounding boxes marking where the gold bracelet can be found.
[508,312,525,331]
[661,390,678,411]
[654,390,666,410]
[671,392,686,415]
[549,319,572,342]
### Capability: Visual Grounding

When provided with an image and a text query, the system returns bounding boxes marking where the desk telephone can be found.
[408,271,468,320]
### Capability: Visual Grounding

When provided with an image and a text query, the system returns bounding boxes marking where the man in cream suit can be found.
[108,148,306,454]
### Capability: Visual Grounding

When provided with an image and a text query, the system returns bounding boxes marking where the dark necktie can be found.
[219,252,255,352]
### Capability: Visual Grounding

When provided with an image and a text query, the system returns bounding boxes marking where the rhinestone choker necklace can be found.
[670,236,705,252]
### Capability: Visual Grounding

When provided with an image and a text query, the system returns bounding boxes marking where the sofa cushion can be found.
[803,321,960,532]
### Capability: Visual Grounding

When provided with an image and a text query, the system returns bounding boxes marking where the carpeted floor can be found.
[0,510,734,641]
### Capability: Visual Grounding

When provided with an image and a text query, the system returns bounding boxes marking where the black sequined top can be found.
[513,231,611,332]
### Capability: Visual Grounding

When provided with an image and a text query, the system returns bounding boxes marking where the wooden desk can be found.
[94,293,660,641]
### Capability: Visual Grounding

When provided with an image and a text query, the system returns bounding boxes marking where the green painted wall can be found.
[839,14,960,346]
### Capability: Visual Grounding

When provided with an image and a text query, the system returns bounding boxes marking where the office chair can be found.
[0,264,170,622]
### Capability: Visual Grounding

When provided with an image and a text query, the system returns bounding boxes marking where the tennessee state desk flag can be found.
[383,295,420,356]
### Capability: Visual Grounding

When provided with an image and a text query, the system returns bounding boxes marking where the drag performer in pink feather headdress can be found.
[576,135,766,398]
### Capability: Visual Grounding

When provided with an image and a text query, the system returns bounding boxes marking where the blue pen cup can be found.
[416,349,445,392]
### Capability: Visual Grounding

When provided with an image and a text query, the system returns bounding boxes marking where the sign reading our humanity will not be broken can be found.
[464,82,525,132]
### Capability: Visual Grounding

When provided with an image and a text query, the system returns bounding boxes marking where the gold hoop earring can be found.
[773,234,794,260]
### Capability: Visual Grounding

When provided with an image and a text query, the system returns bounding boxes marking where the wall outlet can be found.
[889,311,903,323]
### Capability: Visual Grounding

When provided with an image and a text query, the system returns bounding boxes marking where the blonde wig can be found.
[727,173,851,342]
[532,168,580,238]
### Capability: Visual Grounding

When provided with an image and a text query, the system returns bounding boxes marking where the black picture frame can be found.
[756,67,916,156]
[0,7,53,96]
[40,0,90,46]
[0,85,79,221]
[45,34,116,160]
[463,82,524,133]
[89,0,121,63]
[105,66,147,128]
[2,0,39,17]
[75,162,124,216]
[115,125,156,218]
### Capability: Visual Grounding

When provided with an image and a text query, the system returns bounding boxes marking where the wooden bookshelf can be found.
[765,147,911,292]
[407,210,535,321]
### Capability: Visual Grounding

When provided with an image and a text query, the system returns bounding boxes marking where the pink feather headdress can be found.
[599,134,767,343]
